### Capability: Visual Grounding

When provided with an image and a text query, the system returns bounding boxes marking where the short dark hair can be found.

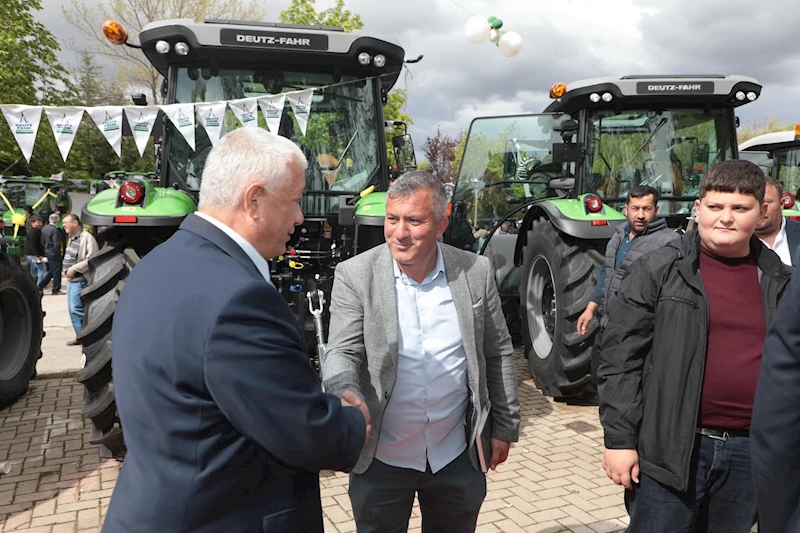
[627,185,659,204]
[28,215,43,224]
[64,214,81,225]
[765,176,783,197]
[699,160,766,203]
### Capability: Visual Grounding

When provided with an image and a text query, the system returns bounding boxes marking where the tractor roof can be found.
[544,74,762,114]
[739,130,799,152]
[137,19,407,94]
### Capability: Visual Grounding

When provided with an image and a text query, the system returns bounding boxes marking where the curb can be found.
[35,369,80,380]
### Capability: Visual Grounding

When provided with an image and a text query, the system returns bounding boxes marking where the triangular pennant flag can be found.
[162,103,196,151]
[88,106,123,158]
[45,106,85,162]
[258,94,286,134]
[124,106,160,157]
[287,89,314,136]
[196,102,227,146]
[1,105,43,163]
[228,98,259,128]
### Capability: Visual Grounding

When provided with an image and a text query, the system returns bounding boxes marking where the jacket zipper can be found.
[682,273,709,492]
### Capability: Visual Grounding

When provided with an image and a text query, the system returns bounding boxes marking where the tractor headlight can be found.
[174,42,190,56]
[155,40,170,54]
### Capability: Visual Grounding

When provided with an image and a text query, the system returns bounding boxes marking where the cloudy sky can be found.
[35,0,800,155]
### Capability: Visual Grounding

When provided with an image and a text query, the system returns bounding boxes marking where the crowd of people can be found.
[22,209,98,340]
[93,127,800,533]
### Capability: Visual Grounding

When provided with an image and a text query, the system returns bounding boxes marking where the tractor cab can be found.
[135,19,409,217]
[739,125,800,216]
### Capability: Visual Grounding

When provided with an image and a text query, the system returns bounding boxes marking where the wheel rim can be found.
[527,255,556,359]
[0,285,32,380]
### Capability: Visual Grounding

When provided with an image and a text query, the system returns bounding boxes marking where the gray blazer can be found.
[322,243,520,474]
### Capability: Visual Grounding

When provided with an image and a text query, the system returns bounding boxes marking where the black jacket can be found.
[41,223,63,254]
[752,261,800,531]
[24,226,44,256]
[598,230,791,492]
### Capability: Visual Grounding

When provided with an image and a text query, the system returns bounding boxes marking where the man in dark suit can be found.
[756,176,800,265]
[751,259,800,530]
[103,128,369,533]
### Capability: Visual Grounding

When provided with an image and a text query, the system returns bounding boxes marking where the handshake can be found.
[341,390,371,445]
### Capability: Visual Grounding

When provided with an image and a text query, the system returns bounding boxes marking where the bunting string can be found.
[0,72,398,164]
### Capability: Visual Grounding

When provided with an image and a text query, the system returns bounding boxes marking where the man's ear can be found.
[243,182,264,220]
[437,215,450,239]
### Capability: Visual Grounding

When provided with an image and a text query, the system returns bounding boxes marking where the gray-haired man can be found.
[322,170,520,532]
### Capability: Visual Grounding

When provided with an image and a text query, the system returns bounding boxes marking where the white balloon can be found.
[498,31,523,57]
[465,16,490,43]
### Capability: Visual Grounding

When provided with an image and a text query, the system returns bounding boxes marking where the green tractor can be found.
[77,18,416,458]
[739,125,800,218]
[446,75,762,398]
[0,176,71,256]
[0,176,68,404]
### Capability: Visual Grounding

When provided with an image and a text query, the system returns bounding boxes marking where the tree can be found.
[280,0,363,32]
[738,117,793,144]
[422,127,463,184]
[0,0,77,174]
[64,0,266,104]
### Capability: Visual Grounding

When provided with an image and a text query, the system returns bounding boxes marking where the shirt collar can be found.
[392,242,446,285]
[194,212,273,285]
[774,217,788,245]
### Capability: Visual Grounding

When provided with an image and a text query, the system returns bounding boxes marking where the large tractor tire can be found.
[519,216,603,398]
[75,242,140,459]
[0,255,43,404]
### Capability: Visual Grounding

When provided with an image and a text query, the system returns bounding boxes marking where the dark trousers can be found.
[625,434,757,533]
[38,251,62,293]
[349,449,486,533]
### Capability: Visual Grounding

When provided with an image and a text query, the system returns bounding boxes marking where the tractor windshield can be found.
[774,147,800,198]
[170,67,381,216]
[585,108,735,212]
[450,114,574,247]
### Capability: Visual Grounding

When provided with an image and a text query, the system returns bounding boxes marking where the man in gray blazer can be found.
[322,171,520,533]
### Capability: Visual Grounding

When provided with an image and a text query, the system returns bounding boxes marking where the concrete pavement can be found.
[36,293,82,379]
[1,354,638,533]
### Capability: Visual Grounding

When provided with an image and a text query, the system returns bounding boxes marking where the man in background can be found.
[755,176,800,266]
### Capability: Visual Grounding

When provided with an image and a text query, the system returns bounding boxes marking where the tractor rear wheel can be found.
[0,255,43,404]
[519,216,603,398]
[75,242,140,459]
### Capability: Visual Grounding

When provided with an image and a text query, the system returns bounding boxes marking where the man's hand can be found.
[602,449,639,490]
[66,267,75,280]
[341,390,371,445]
[489,439,510,471]
[577,308,595,334]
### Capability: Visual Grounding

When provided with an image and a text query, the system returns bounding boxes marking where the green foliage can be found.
[384,89,413,167]
[0,0,77,174]
[280,0,364,32]
[738,117,794,144]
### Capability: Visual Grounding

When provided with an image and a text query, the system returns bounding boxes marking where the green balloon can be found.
[490,18,503,29]
[487,16,497,23]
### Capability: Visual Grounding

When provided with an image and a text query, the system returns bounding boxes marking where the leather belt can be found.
[696,427,749,441]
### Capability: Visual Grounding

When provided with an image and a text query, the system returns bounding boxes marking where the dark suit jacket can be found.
[785,218,800,265]
[103,214,366,533]
[751,259,800,532]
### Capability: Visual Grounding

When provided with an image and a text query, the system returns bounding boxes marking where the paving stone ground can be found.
[0,354,629,533]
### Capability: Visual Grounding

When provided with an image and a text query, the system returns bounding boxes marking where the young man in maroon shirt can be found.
[597,159,792,532]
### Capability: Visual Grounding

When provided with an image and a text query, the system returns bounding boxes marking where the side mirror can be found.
[553,118,579,133]
[392,134,417,172]
[506,196,523,204]
[160,78,169,100]
[548,177,575,190]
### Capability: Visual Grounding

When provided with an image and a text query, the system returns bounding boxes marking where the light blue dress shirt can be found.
[194,212,273,284]
[375,244,469,473]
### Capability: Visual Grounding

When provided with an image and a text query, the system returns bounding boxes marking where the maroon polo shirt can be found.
[698,245,765,431]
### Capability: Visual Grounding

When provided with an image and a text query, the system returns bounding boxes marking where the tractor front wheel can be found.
[519,217,603,398]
